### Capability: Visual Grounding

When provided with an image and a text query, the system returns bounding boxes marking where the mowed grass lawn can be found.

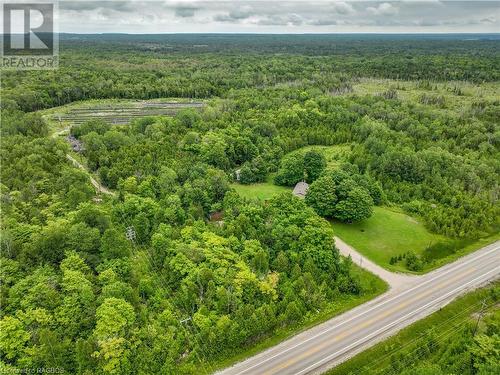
[332,206,446,273]
[231,182,290,200]
[231,176,291,200]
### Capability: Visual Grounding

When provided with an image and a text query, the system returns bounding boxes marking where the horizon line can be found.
[60,32,500,35]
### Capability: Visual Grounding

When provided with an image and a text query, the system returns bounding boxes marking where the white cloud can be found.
[257,13,303,26]
[367,2,399,16]
[213,6,255,22]
[57,1,500,33]
[331,2,355,15]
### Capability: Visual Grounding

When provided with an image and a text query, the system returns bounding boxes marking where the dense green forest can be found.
[1,35,499,373]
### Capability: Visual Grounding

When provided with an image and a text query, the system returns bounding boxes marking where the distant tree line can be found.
[1,36,498,373]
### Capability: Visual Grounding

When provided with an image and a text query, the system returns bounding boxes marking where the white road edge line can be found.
[229,243,499,375]
[294,266,500,375]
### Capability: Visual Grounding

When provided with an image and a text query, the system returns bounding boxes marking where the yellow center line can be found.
[263,267,477,375]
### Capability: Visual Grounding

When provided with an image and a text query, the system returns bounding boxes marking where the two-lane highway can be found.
[217,240,499,375]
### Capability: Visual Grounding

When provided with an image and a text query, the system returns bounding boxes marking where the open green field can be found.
[351,78,499,115]
[327,281,500,375]
[332,206,500,273]
[331,206,445,273]
[231,175,291,200]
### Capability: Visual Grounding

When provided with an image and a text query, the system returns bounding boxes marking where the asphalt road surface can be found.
[217,240,499,375]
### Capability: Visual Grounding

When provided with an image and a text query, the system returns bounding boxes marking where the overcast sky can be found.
[56,1,499,33]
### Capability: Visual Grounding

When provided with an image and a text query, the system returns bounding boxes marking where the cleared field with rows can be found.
[49,100,204,126]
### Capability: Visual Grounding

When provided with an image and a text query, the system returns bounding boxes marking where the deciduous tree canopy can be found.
[1,34,498,373]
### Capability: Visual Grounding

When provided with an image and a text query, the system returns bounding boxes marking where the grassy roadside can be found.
[327,281,500,375]
[209,263,388,372]
[421,232,500,273]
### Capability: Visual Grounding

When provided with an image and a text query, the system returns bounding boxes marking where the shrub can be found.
[405,252,423,272]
